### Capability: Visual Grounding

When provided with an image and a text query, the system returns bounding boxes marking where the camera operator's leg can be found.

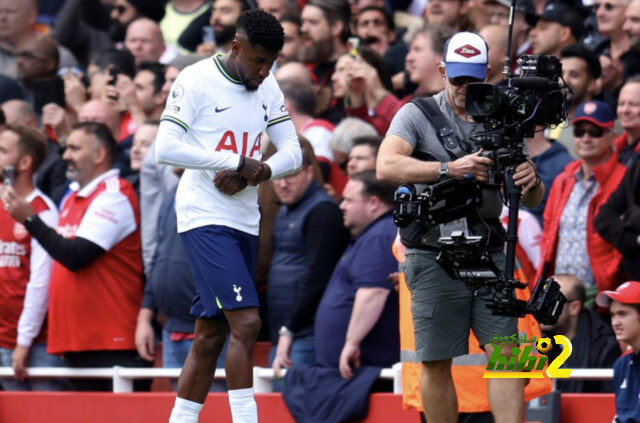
[488,378,525,423]
[404,251,473,423]
[421,359,457,423]
[471,252,523,423]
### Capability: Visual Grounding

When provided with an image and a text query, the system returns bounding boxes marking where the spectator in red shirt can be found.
[2,122,146,391]
[0,124,66,390]
[537,101,627,307]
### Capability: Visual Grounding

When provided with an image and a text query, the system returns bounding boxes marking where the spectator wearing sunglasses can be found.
[537,100,627,308]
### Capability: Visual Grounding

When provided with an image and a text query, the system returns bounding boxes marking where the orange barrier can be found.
[0,391,614,423]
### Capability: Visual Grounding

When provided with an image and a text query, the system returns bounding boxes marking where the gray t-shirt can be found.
[386,91,504,250]
[387,91,482,162]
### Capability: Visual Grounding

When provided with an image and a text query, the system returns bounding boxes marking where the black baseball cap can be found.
[526,2,585,41]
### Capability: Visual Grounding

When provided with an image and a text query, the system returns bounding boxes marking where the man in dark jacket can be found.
[269,146,349,382]
[541,274,621,393]
[595,159,640,280]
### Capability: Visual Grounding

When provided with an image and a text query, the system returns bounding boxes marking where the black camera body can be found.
[466,55,567,143]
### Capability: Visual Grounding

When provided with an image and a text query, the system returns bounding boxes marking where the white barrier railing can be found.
[0,365,612,394]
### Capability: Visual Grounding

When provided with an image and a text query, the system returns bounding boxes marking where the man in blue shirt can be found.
[314,170,399,375]
[596,281,640,422]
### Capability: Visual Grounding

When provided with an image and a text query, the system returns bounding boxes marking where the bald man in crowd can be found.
[124,18,179,65]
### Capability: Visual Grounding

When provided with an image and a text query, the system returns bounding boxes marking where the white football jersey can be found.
[159,55,297,235]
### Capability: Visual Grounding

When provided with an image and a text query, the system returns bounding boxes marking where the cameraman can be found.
[377,32,544,423]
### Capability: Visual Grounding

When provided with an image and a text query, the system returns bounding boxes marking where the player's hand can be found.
[214,170,248,195]
[134,319,155,361]
[449,150,494,182]
[339,341,361,380]
[246,163,272,186]
[12,345,29,380]
[272,334,294,378]
[237,157,262,180]
[512,160,539,195]
[1,187,36,223]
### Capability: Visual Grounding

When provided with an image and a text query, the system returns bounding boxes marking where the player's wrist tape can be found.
[237,156,245,172]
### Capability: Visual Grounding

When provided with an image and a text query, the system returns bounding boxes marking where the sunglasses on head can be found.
[592,2,621,11]
[573,126,605,138]
[448,76,482,86]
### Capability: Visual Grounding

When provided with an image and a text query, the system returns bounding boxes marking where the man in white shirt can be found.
[155,9,301,423]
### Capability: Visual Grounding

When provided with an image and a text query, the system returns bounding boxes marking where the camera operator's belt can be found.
[410,98,472,161]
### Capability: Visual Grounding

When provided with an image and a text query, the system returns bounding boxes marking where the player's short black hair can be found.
[561,44,601,79]
[137,61,166,95]
[349,169,395,206]
[236,9,285,54]
[72,121,117,164]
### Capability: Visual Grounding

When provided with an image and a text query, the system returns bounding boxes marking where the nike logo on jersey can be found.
[215,106,232,113]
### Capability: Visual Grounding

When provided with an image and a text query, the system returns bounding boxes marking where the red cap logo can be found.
[455,44,481,58]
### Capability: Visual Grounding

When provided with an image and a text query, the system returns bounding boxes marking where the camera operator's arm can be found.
[512,160,544,208]
[377,135,494,184]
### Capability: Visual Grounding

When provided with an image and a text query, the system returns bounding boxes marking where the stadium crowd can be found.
[0,0,640,421]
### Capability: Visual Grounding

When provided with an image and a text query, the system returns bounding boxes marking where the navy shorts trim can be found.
[180,225,259,318]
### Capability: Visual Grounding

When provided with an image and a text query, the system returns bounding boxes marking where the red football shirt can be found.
[47,170,143,354]
[0,188,57,349]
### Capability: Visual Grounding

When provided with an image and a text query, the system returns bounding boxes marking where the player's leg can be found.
[220,227,261,423]
[176,317,229,401]
[223,307,261,423]
[170,225,239,422]
[224,307,261,388]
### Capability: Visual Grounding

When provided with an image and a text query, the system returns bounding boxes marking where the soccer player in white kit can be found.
[156,10,302,423]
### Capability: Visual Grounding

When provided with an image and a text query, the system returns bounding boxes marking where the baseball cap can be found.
[443,32,489,80]
[571,100,615,128]
[484,0,535,16]
[526,2,585,41]
[595,281,640,307]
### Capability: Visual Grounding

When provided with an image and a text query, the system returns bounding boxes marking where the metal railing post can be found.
[113,366,133,393]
